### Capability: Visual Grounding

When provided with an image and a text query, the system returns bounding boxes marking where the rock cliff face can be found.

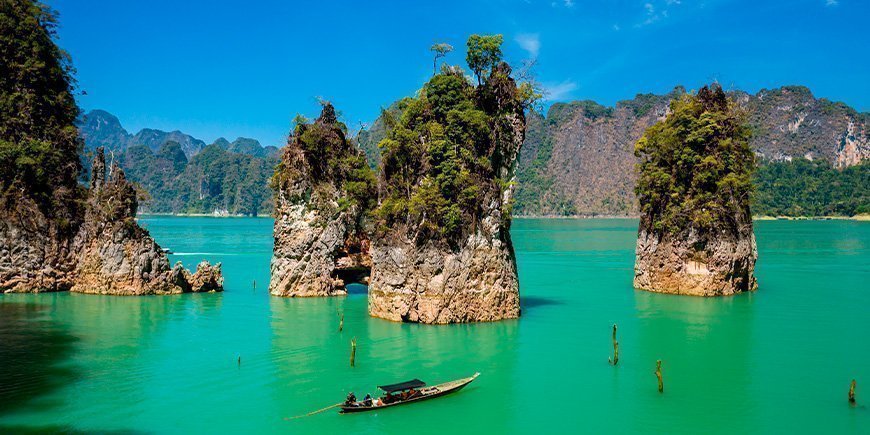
[270,104,374,297]
[634,222,757,296]
[633,85,757,296]
[367,199,521,323]
[70,149,223,295]
[367,63,526,323]
[514,85,868,216]
[1,149,224,295]
[0,194,79,293]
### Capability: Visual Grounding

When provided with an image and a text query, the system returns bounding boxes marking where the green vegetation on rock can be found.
[273,103,376,215]
[375,35,535,243]
[0,0,82,219]
[635,84,755,233]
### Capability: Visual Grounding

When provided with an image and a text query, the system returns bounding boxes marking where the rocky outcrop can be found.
[634,224,757,296]
[633,85,758,296]
[368,200,521,323]
[367,62,525,323]
[270,104,374,297]
[69,148,223,295]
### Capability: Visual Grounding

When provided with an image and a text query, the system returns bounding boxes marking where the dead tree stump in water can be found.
[339,313,344,333]
[849,379,856,405]
[655,360,663,393]
[350,337,356,367]
[608,324,619,365]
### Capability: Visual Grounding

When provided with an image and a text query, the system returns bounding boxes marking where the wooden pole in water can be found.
[253,279,256,292]
[655,360,663,393]
[339,313,344,333]
[849,379,856,404]
[350,337,356,367]
[609,324,619,365]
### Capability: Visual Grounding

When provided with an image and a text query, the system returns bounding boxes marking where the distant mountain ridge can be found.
[78,84,869,218]
[77,110,278,215]
[78,110,279,159]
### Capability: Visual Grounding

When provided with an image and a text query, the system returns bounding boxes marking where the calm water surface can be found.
[1,217,868,433]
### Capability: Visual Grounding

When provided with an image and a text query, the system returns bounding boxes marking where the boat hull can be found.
[340,374,477,414]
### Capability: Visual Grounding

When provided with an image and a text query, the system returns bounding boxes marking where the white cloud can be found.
[542,81,578,101]
[515,33,541,58]
[564,0,575,7]
[637,0,683,27]
[613,24,621,31]
[826,0,838,6]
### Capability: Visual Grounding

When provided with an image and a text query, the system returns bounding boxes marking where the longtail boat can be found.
[340,373,479,413]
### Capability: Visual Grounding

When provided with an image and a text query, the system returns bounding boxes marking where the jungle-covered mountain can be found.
[78,110,279,215]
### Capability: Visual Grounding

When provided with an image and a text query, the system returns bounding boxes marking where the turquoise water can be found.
[1,217,868,433]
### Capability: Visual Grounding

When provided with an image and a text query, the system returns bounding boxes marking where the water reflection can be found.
[0,301,79,417]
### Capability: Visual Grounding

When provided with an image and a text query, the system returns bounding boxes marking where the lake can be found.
[0,217,867,433]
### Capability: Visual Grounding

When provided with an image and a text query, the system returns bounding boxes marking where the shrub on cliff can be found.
[635,84,755,234]
[375,34,537,245]
[273,103,376,215]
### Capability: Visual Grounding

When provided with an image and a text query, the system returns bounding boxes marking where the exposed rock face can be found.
[367,63,525,323]
[70,149,224,295]
[270,104,374,297]
[633,85,757,296]
[634,223,758,296]
[368,198,521,323]
[0,194,79,292]
[513,85,868,216]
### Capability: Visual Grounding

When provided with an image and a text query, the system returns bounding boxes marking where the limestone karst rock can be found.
[70,148,224,295]
[269,104,375,297]
[367,61,527,323]
[633,84,757,296]
[1,2,223,295]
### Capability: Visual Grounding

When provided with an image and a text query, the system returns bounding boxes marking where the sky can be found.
[48,0,869,148]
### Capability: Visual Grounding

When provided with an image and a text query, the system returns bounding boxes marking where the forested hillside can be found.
[78,110,278,215]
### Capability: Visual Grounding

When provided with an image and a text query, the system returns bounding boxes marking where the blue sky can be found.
[49,0,868,147]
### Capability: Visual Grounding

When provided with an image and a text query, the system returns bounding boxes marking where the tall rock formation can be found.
[633,85,757,296]
[270,104,376,297]
[70,149,223,295]
[368,48,531,323]
[0,2,222,295]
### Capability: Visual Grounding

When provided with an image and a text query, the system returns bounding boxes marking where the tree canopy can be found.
[635,84,755,234]
[275,103,376,215]
[466,34,504,84]
[0,0,82,216]
[376,35,532,245]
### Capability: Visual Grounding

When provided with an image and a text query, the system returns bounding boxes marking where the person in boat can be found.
[383,391,396,405]
[363,394,373,407]
[345,392,357,406]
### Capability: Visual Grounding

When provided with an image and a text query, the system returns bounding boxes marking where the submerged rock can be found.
[70,148,224,295]
[633,84,758,296]
[269,104,375,297]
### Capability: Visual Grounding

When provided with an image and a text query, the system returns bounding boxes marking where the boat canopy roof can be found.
[378,379,426,393]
